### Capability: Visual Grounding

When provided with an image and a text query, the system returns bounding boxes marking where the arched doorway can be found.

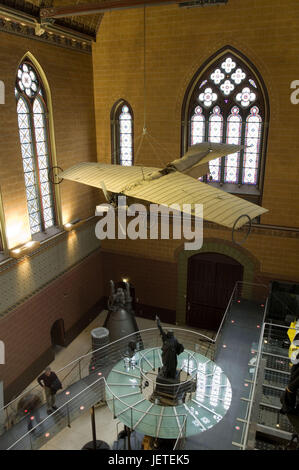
[51,319,65,348]
[186,252,243,331]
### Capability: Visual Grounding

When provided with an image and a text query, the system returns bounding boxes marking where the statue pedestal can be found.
[153,371,187,406]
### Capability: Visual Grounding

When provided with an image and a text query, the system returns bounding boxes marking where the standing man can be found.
[37,367,61,414]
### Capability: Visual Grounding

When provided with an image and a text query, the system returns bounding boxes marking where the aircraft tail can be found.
[168,142,243,179]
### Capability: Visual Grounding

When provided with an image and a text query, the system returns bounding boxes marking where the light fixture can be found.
[63,218,85,232]
[9,240,40,259]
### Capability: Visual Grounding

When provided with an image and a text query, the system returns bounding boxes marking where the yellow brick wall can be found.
[93,0,299,284]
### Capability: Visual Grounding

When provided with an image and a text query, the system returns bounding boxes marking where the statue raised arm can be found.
[156,315,167,342]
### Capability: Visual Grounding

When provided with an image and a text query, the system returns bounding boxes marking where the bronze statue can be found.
[156,316,184,379]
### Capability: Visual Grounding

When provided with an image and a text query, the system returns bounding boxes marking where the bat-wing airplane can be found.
[59,142,268,231]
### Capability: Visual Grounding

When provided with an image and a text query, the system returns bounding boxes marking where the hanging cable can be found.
[143,5,147,135]
[135,6,175,170]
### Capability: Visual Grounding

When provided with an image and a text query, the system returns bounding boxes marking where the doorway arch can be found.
[50,319,65,348]
[175,238,259,326]
[186,252,243,331]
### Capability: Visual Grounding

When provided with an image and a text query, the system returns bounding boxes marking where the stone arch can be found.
[175,237,261,324]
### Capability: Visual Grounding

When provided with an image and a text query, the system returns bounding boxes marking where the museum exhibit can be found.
[0,0,299,453]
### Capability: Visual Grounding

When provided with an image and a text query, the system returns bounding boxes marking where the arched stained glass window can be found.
[191,106,205,145]
[225,106,242,183]
[243,106,262,184]
[208,105,223,182]
[182,47,269,199]
[16,60,56,235]
[111,100,134,166]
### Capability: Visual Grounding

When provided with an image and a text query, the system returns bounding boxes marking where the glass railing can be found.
[0,327,214,445]
[213,281,269,359]
[1,280,273,450]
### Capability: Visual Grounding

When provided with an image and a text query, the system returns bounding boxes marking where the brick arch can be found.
[175,237,261,324]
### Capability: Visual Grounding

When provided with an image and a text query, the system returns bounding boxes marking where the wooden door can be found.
[186,252,243,331]
[51,319,65,347]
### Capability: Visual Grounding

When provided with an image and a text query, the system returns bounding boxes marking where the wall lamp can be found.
[63,218,85,232]
[9,240,40,259]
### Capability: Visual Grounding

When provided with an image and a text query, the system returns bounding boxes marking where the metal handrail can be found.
[213,281,268,345]
[239,309,299,450]
[2,279,272,449]
[138,347,198,388]
[105,381,188,419]
[1,280,270,435]
[0,327,213,414]
[173,414,187,450]
[6,376,105,450]
[7,370,188,450]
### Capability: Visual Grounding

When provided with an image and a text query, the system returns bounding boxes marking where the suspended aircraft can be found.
[59,142,268,237]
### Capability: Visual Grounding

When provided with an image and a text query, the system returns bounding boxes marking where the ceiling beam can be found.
[40,0,183,20]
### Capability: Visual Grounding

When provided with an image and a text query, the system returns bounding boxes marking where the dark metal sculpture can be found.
[107,280,133,314]
[104,279,140,345]
[156,316,184,379]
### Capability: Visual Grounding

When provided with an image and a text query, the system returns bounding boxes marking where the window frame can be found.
[15,58,59,237]
[181,46,270,205]
[110,99,134,166]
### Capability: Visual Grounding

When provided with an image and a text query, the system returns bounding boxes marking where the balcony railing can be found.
[0,280,274,450]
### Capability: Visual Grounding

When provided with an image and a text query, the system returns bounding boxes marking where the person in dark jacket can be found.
[38,367,61,414]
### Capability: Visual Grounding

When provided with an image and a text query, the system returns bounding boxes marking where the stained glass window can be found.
[191,106,205,145]
[225,106,242,183]
[208,106,223,182]
[243,106,262,185]
[111,100,134,166]
[185,50,268,190]
[16,60,56,234]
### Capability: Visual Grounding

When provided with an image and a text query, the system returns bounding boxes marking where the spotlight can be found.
[63,218,85,231]
[10,240,40,259]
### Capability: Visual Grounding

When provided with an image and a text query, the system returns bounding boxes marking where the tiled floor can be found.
[40,405,117,450]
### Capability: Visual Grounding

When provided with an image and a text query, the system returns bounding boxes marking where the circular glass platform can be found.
[105,348,232,439]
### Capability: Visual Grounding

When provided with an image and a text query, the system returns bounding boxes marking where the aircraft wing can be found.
[123,172,268,229]
[59,162,160,193]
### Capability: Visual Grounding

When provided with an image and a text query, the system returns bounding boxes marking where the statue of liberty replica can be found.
[154,316,185,404]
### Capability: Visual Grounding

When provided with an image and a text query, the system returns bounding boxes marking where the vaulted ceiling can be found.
[0,0,229,41]
[0,0,104,39]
